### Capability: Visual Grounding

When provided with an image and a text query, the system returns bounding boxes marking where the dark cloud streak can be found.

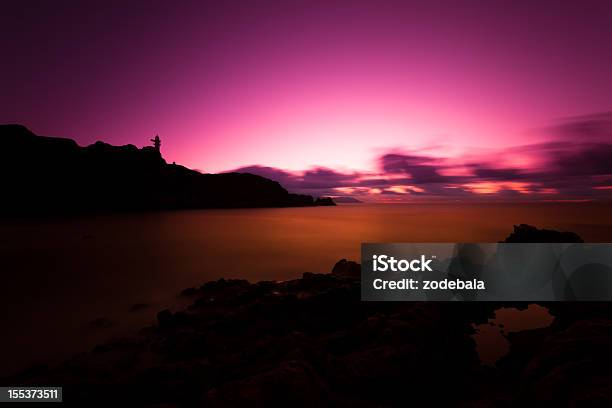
[231,113,612,201]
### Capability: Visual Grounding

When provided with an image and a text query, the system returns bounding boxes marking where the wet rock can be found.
[496,326,552,374]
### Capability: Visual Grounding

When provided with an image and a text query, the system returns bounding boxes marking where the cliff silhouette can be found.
[0,125,335,213]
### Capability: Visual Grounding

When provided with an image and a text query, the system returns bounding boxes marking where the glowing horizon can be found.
[2,1,612,201]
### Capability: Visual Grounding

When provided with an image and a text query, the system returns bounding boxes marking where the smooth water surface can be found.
[1,202,610,375]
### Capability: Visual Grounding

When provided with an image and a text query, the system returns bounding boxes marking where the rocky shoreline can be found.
[6,226,612,406]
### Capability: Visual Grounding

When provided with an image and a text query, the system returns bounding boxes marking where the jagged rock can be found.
[296,272,340,292]
[502,224,583,243]
[331,259,361,279]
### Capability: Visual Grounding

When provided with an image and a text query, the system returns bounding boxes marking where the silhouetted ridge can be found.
[0,125,334,213]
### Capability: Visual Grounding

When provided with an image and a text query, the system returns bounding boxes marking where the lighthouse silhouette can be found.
[150,135,161,152]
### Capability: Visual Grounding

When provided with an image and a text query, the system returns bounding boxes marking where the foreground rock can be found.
[7,225,612,406]
[502,224,583,243]
[7,259,496,406]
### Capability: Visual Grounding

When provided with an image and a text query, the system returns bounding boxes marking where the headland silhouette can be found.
[0,125,335,215]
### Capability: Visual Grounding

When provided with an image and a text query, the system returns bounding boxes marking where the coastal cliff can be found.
[0,125,335,214]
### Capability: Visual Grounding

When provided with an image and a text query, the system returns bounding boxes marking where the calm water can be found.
[473,304,555,364]
[1,202,611,375]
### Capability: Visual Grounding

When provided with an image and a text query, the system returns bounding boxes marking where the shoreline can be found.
[5,255,606,406]
[3,225,611,406]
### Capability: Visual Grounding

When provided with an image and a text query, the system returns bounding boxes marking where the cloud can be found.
[300,168,360,189]
[551,112,612,142]
[380,153,454,184]
[230,165,366,197]
[230,113,612,201]
[471,166,527,181]
[552,143,612,176]
[229,165,298,188]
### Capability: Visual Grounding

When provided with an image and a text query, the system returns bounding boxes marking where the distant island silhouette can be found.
[0,125,335,214]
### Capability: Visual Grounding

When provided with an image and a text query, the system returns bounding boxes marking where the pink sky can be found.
[2,1,612,200]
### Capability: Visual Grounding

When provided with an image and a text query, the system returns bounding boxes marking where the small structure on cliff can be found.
[150,135,161,152]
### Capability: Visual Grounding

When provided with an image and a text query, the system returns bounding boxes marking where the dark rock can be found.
[295,272,339,293]
[180,287,199,297]
[287,193,314,206]
[188,279,254,307]
[87,317,116,329]
[204,360,327,406]
[314,196,336,206]
[331,259,361,279]
[129,303,150,312]
[516,319,612,406]
[156,309,174,330]
[502,224,583,243]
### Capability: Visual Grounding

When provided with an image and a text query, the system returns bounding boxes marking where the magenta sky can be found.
[3,1,612,200]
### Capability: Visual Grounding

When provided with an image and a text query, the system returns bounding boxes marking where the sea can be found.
[1,202,611,375]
